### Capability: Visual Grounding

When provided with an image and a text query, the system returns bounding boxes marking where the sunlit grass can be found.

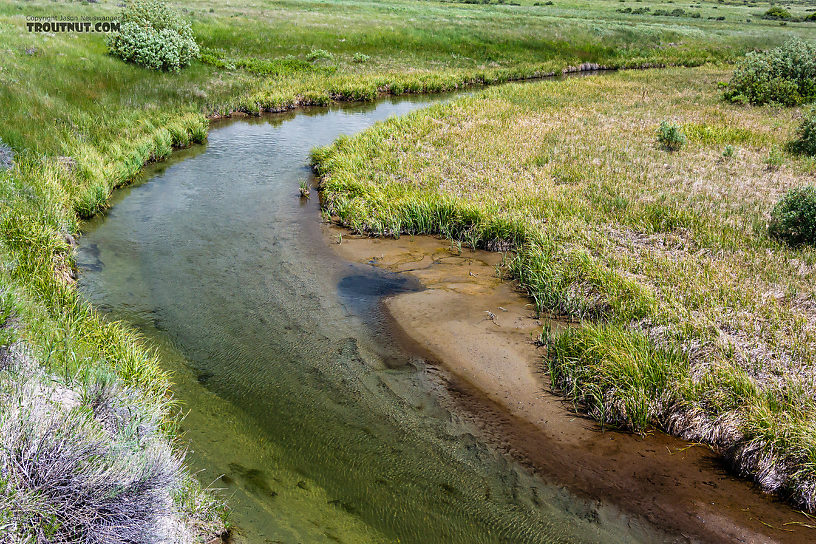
[311,66,816,510]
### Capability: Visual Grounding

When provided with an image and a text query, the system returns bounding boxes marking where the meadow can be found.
[1,0,815,538]
[311,66,816,509]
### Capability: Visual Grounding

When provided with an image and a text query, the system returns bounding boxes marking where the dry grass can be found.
[311,66,816,509]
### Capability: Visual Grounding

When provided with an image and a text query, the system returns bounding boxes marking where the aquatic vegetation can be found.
[299,179,311,198]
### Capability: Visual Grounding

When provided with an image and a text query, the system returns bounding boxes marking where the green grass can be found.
[310,66,816,510]
[0,0,815,535]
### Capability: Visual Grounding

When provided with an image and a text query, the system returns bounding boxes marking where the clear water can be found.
[77,96,667,543]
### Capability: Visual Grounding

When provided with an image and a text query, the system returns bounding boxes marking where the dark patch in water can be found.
[327,498,359,515]
[337,269,422,299]
[75,243,104,272]
[228,462,278,498]
[197,371,214,384]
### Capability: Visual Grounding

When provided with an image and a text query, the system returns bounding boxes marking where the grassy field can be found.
[311,67,816,509]
[1,0,815,538]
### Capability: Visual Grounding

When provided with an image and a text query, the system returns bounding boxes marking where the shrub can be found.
[723,144,736,158]
[790,108,816,156]
[724,39,816,106]
[768,186,816,246]
[657,121,686,151]
[0,365,190,543]
[306,48,334,62]
[352,52,371,64]
[766,146,783,169]
[107,0,199,71]
[763,6,791,19]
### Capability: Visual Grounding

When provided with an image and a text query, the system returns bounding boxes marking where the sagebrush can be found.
[768,186,816,246]
[107,0,199,71]
[724,38,816,106]
[790,108,816,156]
[657,121,686,151]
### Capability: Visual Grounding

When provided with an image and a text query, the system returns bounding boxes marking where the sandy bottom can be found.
[328,226,816,544]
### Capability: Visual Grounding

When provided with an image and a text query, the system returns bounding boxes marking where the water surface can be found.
[78,96,668,543]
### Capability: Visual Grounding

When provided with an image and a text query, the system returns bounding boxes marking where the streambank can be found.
[79,97,697,543]
[328,227,816,544]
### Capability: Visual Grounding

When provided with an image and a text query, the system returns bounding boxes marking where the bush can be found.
[766,146,783,169]
[107,0,199,71]
[724,39,816,106]
[0,364,191,543]
[306,48,334,62]
[790,108,816,156]
[657,121,686,151]
[768,186,816,246]
[763,6,792,19]
[352,52,371,64]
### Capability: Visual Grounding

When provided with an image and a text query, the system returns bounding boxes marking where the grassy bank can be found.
[0,0,814,537]
[310,66,816,510]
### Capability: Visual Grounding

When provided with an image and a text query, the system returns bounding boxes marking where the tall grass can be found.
[310,67,816,510]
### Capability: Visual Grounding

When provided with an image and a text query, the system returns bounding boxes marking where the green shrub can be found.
[766,146,783,168]
[762,6,791,19]
[722,144,736,158]
[306,48,334,62]
[107,0,199,71]
[790,108,816,156]
[768,186,816,246]
[352,52,371,64]
[657,121,686,151]
[724,39,816,106]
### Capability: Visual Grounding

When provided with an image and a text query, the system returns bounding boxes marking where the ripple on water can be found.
[77,96,673,544]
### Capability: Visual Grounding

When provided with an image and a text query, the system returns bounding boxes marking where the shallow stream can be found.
[77,94,674,543]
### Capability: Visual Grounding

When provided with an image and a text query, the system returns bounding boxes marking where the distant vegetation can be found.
[617,6,702,18]
[763,6,792,20]
[762,5,816,22]
[724,38,816,105]
[791,107,816,156]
